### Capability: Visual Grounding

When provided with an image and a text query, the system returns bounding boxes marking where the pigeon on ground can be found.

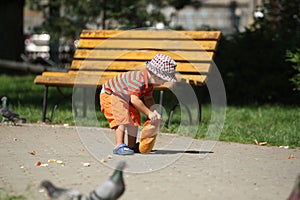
[288,174,300,200]
[0,96,26,125]
[41,161,126,200]
[40,180,83,200]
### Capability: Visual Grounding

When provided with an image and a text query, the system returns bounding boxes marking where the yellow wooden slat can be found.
[80,30,123,39]
[179,31,221,40]
[70,60,212,73]
[73,72,207,85]
[41,72,71,76]
[34,75,75,87]
[74,50,213,61]
[77,39,218,51]
[34,72,207,87]
[80,30,221,40]
[34,75,111,87]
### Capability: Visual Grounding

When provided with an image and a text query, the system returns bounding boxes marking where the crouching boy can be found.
[100,54,177,155]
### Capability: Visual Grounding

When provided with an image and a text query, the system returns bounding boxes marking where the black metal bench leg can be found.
[42,86,49,122]
[198,100,202,122]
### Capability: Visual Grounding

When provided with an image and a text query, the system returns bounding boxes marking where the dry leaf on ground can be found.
[254,139,267,146]
[288,153,295,159]
[258,142,268,146]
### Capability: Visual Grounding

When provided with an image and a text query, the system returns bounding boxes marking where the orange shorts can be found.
[100,92,141,129]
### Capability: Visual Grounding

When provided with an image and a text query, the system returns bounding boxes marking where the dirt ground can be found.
[0,124,299,200]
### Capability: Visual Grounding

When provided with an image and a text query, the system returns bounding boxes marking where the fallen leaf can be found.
[35,161,42,166]
[254,139,267,146]
[288,153,295,159]
[258,142,268,146]
[29,151,37,155]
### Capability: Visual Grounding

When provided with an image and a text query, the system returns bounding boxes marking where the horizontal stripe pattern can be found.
[103,69,153,101]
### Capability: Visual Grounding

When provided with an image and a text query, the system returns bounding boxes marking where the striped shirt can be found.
[102,68,153,101]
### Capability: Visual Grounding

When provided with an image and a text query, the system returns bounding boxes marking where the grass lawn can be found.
[0,74,299,147]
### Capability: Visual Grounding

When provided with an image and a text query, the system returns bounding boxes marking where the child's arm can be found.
[130,95,161,121]
[144,95,155,110]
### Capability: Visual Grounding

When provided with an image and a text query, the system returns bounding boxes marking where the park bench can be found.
[34,29,221,125]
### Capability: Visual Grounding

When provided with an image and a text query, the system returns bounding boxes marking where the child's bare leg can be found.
[127,125,138,148]
[115,125,125,147]
[113,124,134,155]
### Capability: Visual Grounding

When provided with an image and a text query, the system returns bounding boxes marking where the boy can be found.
[100,54,177,155]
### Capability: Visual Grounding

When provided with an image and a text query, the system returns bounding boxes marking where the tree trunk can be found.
[0,0,25,61]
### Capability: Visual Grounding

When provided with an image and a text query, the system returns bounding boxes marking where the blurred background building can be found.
[24,0,263,35]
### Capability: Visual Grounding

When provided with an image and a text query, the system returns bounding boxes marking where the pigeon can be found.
[41,161,126,200]
[0,96,26,125]
[288,174,300,200]
[40,180,83,200]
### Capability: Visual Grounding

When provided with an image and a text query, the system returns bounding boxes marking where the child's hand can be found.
[148,110,161,122]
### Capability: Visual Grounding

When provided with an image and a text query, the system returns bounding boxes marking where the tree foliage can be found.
[25,0,192,40]
[286,49,300,91]
[104,0,167,29]
[253,0,300,43]
[215,0,300,104]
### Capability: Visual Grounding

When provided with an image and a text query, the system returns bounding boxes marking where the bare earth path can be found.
[0,124,299,200]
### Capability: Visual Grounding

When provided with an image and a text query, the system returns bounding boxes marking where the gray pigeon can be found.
[40,180,83,200]
[0,96,26,125]
[41,161,126,200]
[288,174,300,200]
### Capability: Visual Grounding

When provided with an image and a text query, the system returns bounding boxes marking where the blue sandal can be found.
[113,144,134,155]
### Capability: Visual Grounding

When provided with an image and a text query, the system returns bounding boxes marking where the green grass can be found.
[0,74,299,147]
[0,188,25,200]
[215,105,299,147]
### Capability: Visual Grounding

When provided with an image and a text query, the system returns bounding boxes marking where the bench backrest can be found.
[70,29,221,86]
